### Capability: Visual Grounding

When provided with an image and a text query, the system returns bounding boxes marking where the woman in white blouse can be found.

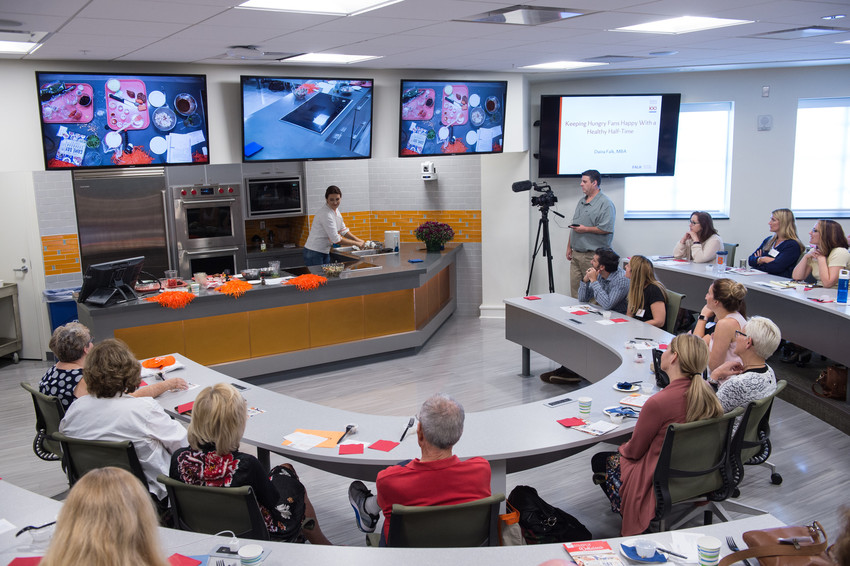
[673,211,724,263]
[303,185,366,266]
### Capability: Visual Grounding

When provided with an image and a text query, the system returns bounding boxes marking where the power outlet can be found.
[259,221,266,229]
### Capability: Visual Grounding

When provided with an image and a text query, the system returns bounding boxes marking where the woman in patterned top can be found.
[39,322,92,410]
[170,383,331,544]
[709,316,780,429]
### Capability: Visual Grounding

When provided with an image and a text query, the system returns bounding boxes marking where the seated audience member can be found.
[171,383,331,544]
[348,393,491,545]
[692,278,747,373]
[39,322,187,410]
[830,505,850,565]
[673,211,723,263]
[591,334,723,536]
[710,316,780,430]
[747,208,805,278]
[792,219,850,289]
[40,467,170,566]
[578,247,629,314]
[625,255,667,328]
[542,248,628,384]
[59,339,188,503]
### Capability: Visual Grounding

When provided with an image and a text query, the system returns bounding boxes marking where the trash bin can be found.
[43,287,81,332]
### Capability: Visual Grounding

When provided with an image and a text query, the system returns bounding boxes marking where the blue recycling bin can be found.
[43,288,80,332]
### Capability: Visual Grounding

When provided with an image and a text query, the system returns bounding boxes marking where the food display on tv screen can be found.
[36,71,210,170]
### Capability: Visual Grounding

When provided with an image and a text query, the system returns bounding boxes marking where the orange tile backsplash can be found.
[41,234,81,275]
[294,210,481,246]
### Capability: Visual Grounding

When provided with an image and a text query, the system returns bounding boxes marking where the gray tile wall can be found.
[32,170,82,290]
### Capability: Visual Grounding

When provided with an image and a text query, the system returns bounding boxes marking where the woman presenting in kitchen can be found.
[303,185,366,266]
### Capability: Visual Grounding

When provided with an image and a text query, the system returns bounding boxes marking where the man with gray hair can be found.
[348,393,491,544]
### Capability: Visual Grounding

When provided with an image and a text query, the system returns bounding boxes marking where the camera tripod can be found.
[525,205,565,296]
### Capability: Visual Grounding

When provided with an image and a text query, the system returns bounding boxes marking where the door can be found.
[0,172,48,360]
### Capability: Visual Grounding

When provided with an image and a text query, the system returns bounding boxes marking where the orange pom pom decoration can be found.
[284,274,328,291]
[216,278,254,298]
[145,291,195,309]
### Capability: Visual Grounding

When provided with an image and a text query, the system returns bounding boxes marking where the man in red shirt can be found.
[348,393,491,545]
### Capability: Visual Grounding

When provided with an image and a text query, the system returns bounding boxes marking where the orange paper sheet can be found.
[281,429,345,448]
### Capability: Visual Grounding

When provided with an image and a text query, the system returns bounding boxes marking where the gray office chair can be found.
[664,290,685,334]
[730,380,786,492]
[20,382,65,461]
[51,431,147,487]
[157,474,270,541]
[652,407,743,531]
[367,493,505,547]
[723,243,739,266]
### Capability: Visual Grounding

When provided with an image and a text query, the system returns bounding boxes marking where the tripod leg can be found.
[540,211,555,294]
[525,217,545,296]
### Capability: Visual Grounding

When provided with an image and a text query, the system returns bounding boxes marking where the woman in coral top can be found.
[591,334,723,536]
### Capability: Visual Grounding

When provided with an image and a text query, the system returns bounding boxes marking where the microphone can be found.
[512,180,533,192]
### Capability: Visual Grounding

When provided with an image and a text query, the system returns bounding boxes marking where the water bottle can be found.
[715,250,728,274]
[838,269,849,304]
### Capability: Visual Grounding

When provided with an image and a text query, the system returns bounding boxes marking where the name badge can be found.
[768,248,779,258]
[636,309,645,317]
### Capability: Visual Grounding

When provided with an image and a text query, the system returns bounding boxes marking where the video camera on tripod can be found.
[511,180,558,209]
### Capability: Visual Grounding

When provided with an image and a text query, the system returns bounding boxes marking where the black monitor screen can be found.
[78,256,145,306]
[35,71,210,170]
[241,76,373,162]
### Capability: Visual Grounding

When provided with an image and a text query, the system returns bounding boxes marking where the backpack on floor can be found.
[507,485,592,544]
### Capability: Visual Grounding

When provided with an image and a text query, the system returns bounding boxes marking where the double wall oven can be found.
[172,184,246,277]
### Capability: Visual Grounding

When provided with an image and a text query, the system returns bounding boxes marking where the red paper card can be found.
[168,554,202,566]
[369,440,400,452]
[339,443,364,455]
[176,401,194,414]
[557,417,586,427]
[659,344,668,350]
[524,296,541,300]
[140,380,148,387]
[8,558,42,566]
[611,318,629,323]
[572,310,589,315]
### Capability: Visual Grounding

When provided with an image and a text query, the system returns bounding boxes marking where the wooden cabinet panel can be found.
[364,289,415,338]
[184,313,250,365]
[115,321,185,360]
[249,304,310,357]
[309,296,364,348]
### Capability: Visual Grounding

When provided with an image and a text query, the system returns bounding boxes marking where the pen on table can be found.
[656,547,688,559]
[337,423,356,444]
[400,417,414,442]
[568,318,582,325]
[633,337,654,341]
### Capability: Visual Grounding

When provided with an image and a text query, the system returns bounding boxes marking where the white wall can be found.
[523,64,850,296]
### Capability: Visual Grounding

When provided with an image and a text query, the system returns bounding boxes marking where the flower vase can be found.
[425,241,443,252]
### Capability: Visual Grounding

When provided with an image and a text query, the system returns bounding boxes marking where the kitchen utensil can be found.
[337,423,357,444]
[726,536,752,566]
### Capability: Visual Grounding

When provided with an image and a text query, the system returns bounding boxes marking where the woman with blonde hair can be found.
[792,219,850,288]
[41,467,169,566]
[693,278,748,372]
[591,334,723,535]
[625,255,667,328]
[170,383,331,544]
[747,208,804,278]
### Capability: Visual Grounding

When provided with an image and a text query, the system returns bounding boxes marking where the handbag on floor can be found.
[497,500,526,546]
[812,365,847,400]
[507,485,591,544]
[718,521,831,566]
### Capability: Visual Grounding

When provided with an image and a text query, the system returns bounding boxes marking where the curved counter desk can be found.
[153,294,670,498]
[76,243,460,379]
[653,261,850,373]
[0,478,782,563]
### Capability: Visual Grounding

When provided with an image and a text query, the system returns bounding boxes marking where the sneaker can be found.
[349,480,379,533]
[540,365,582,384]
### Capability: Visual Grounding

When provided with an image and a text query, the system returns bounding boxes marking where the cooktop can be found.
[281,92,351,134]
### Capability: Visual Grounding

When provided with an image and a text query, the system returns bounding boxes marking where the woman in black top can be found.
[625,255,667,328]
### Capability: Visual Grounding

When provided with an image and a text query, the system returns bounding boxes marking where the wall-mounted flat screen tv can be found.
[398,79,507,157]
[241,76,373,162]
[537,93,681,177]
[35,71,210,170]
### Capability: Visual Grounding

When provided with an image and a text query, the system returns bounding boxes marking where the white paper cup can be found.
[238,544,264,565]
[697,535,722,566]
[609,413,624,425]
[635,539,656,558]
[602,310,613,319]
[578,396,592,414]
[641,382,654,394]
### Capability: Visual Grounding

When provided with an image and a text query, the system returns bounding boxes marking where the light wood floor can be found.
[3,315,849,547]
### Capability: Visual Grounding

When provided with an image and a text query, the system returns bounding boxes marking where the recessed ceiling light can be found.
[839,40,850,44]
[822,14,846,21]
[460,6,588,25]
[237,0,402,16]
[0,40,41,54]
[613,16,752,35]
[520,61,608,70]
[649,50,679,56]
[751,26,848,40]
[282,53,381,64]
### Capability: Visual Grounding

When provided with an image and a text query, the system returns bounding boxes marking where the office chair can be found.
[20,382,65,461]
[51,431,147,488]
[157,474,270,541]
[664,290,686,334]
[652,407,744,531]
[730,380,786,494]
[723,243,739,266]
[366,493,505,547]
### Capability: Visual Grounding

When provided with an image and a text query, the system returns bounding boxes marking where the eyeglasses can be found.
[689,220,699,225]
[735,330,748,339]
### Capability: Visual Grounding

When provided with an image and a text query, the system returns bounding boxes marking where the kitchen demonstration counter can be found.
[76,243,460,379]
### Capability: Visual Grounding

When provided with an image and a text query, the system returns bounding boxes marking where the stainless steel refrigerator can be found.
[73,169,173,279]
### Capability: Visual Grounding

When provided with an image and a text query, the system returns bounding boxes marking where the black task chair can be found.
[157,474,270,541]
[51,431,147,487]
[366,493,505,547]
[652,407,744,531]
[20,382,65,461]
[730,380,787,493]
